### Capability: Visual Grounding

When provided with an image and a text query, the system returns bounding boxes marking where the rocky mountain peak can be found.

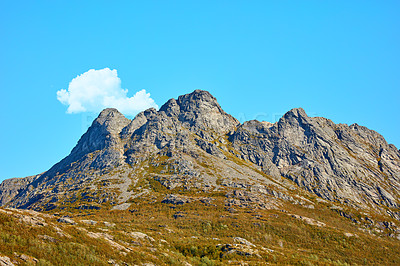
[275,107,316,142]
[68,108,129,159]
[97,107,122,118]
[176,89,221,112]
[279,108,309,123]
[159,98,180,117]
[158,90,239,135]
[93,108,130,134]
[160,90,222,115]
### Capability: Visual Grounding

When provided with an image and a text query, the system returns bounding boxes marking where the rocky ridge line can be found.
[0,90,399,218]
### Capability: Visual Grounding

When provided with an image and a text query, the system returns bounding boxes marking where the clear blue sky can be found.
[1,1,399,181]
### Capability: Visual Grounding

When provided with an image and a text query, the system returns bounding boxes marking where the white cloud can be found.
[57,68,158,116]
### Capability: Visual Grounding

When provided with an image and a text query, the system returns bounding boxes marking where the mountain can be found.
[2,89,399,213]
[231,108,400,210]
[1,90,400,264]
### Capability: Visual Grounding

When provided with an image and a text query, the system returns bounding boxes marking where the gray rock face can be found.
[0,255,15,266]
[0,175,40,206]
[71,108,130,156]
[229,107,400,208]
[57,217,76,225]
[120,90,239,165]
[0,90,399,217]
[161,194,191,205]
[164,89,239,135]
[61,108,130,170]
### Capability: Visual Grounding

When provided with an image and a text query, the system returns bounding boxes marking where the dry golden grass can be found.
[1,196,400,265]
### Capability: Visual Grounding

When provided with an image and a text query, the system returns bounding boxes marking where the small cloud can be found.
[57,68,158,116]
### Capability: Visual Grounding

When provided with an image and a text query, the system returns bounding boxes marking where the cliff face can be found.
[0,174,40,206]
[1,90,399,220]
[230,108,400,209]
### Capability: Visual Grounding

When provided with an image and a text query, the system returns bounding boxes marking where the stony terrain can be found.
[1,89,400,264]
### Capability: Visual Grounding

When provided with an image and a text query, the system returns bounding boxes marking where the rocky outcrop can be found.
[161,194,191,205]
[290,214,326,227]
[229,107,400,209]
[0,255,14,266]
[121,90,239,164]
[49,108,131,174]
[0,174,40,206]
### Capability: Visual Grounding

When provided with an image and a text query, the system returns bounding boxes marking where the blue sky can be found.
[1,1,399,181]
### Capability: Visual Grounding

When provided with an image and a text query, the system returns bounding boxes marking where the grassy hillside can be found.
[1,193,400,265]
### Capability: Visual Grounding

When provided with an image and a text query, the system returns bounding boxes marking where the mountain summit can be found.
[1,90,400,220]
